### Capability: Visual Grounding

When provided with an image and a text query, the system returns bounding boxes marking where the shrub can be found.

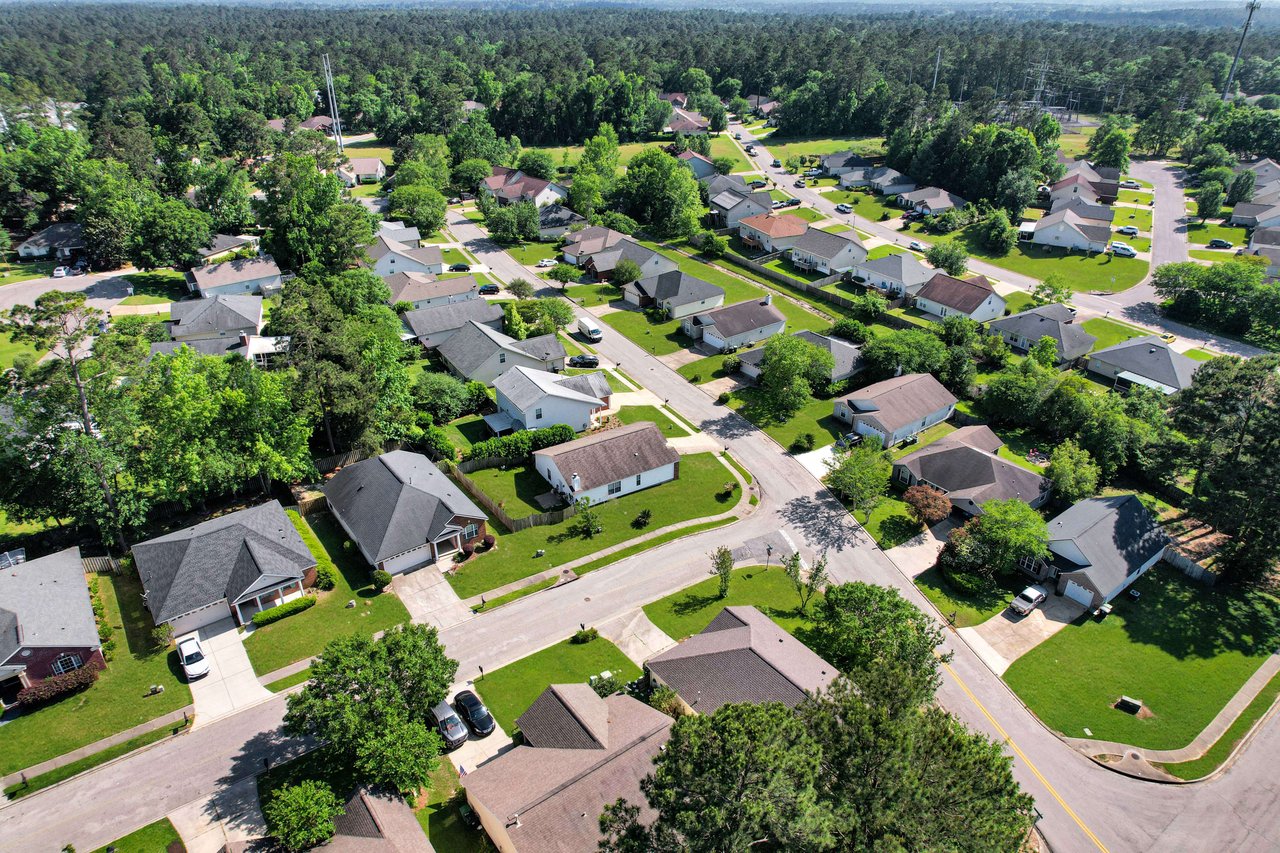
[879,211,891,221]
[482,533,496,549]
[940,565,991,597]
[592,674,624,697]
[829,317,869,343]
[314,564,337,591]
[252,595,317,626]
[466,424,575,460]
[264,780,344,852]
[461,542,475,557]
[17,658,104,707]
[420,425,458,462]
[633,508,653,529]
[790,432,816,453]
[649,684,686,718]
[721,353,741,374]
[716,391,732,405]
[689,373,702,383]
[151,623,174,649]
[371,569,393,592]
[571,627,599,644]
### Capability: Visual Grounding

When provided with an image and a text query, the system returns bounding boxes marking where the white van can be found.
[577,316,603,342]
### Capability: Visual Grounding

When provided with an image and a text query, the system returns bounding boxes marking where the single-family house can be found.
[17,223,84,260]
[660,92,690,109]
[676,149,718,180]
[325,450,487,576]
[839,166,916,196]
[787,228,868,275]
[1245,227,1280,276]
[562,226,626,266]
[820,151,872,177]
[490,366,611,434]
[299,115,334,134]
[0,547,102,707]
[1229,202,1280,229]
[582,239,679,282]
[850,251,935,297]
[682,295,786,352]
[1085,336,1201,395]
[198,233,259,264]
[1057,161,1119,202]
[365,234,444,277]
[481,166,568,207]
[186,256,283,298]
[265,118,287,133]
[167,294,263,342]
[149,335,289,368]
[622,270,725,319]
[989,304,1096,364]
[534,421,680,506]
[1021,495,1169,610]
[701,173,751,197]
[738,330,863,384]
[899,187,967,215]
[1025,209,1113,254]
[892,425,1052,517]
[1047,173,1101,208]
[133,501,317,633]
[537,203,586,240]
[437,320,566,385]
[377,220,422,245]
[667,108,709,135]
[1244,157,1280,188]
[1048,196,1115,224]
[737,213,809,253]
[462,685,673,853]
[338,157,386,187]
[646,606,837,715]
[834,373,957,447]
[746,94,780,117]
[914,272,1006,323]
[708,188,772,229]
[462,99,487,114]
[324,787,432,853]
[403,300,504,349]
[385,272,478,311]
[1250,183,1280,208]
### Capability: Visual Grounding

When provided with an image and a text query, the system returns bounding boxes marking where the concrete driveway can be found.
[961,589,1086,675]
[445,682,515,776]
[182,619,272,727]
[393,566,472,630]
[884,519,956,578]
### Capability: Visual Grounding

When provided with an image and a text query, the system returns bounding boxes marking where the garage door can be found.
[169,601,233,636]
[383,546,434,575]
[1063,580,1094,608]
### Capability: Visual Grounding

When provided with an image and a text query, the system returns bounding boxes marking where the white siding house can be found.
[534,422,680,506]
[491,367,611,433]
[186,256,283,298]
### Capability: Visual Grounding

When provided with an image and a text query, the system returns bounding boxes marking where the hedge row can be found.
[251,594,317,626]
[465,423,575,461]
[18,658,104,707]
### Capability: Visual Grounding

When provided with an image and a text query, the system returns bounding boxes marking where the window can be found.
[463,523,479,540]
[499,353,506,364]
[607,481,622,495]
[635,475,642,485]
[898,467,910,483]
[535,407,543,420]
[51,654,83,676]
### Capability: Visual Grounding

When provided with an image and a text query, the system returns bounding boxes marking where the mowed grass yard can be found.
[643,565,810,641]
[0,573,192,777]
[765,135,887,165]
[242,511,410,676]
[0,335,43,370]
[914,565,1025,628]
[614,404,688,436]
[1185,218,1250,246]
[122,270,188,305]
[446,453,735,598]
[1005,565,1280,750]
[343,138,395,164]
[824,189,901,222]
[89,818,185,853]
[724,389,845,450]
[475,637,642,733]
[1082,317,1149,351]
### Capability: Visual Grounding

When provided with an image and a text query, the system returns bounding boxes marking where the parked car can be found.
[432,700,470,750]
[1009,586,1047,616]
[1109,242,1137,258]
[449,262,472,272]
[1119,179,1141,189]
[733,132,742,140]
[835,432,864,449]
[835,203,853,214]
[568,354,600,368]
[782,198,802,208]
[536,258,557,268]
[749,179,768,188]
[793,179,806,188]
[52,266,68,278]
[771,200,786,209]
[1160,332,1177,344]
[1207,238,1234,249]
[454,690,497,737]
[448,197,462,204]
[478,283,500,295]
[1116,225,1140,236]
[908,240,924,251]
[771,158,781,168]
[460,191,476,201]
[178,637,211,681]
[803,168,822,177]
[744,145,755,154]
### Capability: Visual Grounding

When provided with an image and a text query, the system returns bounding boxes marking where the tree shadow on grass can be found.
[670,592,722,618]
[876,515,925,549]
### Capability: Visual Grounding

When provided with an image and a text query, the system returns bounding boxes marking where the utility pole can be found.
[1223,0,1262,102]
[931,47,942,94]
[322,53,344,154]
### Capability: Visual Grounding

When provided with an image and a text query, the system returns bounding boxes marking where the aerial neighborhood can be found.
[2,4,1280,853]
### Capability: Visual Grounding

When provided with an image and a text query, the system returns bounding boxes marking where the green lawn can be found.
[574,517,737,574]
[824,190,901,222]
[0,573,192,777]
[1003,291,1036,314]
[1082,317,1148,351]
[124,270,188,304]
[471,576,559,613]
[914,565,1024,628]
[5,718,188,798]
[1117,190,1155,206]
[90,818,185,853]
[1058,128,1097,159]
[475,637,642,733]
[242,512,410,675]
[765,136,887,165]
[506,241,560,266]
[866,244,906,261]
[0,335,43,370]
[598,307,693,355]
[788,206,826,223]
[637,241,765,305]
[614,404,688,435]
[1189,249,1239,262]
[642,565,810,641]
[725,389,844,450]
[0,259,56,284]
[1158,670,1280,780]
[265,668,312,693]
[889,421,957,460]
[854,497,923,549]
[763,256,828,283]
[344,138,395,163]
[416,759,489,853]
[347,181,383,198]
[465,463,559,517]
[676,348,753,383]
[1112,206,1152,231]
[708,134,756,174]
[1120,235,1152,253]
[1184,348,1217,362]
[564,283,622,308]
[1005,565,1280,750]
[443,414,488,453]
[525,137,672,175]
[447,453,733,597]
[1185,218,1250,246]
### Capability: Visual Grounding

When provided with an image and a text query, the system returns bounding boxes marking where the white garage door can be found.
[383,545,434,575]
[1063,580,1094,608]
[169,601,233,636]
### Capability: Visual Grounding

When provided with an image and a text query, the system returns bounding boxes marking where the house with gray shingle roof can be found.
[899,186,967,215]
[537,203,586,240]
[681,295,786,352]
[533,421,680,505]
[1026,208,1112,254]
[364,234,444,277]
[582,239,678,282]
[384,272,478,312]
[198,233,259,264]
[1086,336,1201,395]
[738,330,864,384]
[17,223,84,260]
[892,425,1052,517]
[133,501,317,633]
[186,256,283,298]
[787,228,868,274]
[0,547,102,705]
[490,366,611,434]
[914,272,1005,323]
[167,295,263,342]
[646,606,837,715]
[989,304,1095,364]
[850,251,935,297]
[708,188,772,229]
[324,450,488,575]
[834,373,957,447]
[402,300,504,349]
[622,270,725,318]
[437,321,566,385]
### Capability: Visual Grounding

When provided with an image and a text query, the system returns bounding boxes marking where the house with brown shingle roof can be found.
[914,272,1006,323]
[892,425,1052,517]
[561,226,627,265]
[364,235,444,277]
[1026,209,1112,255]
[383,272,478,311]
[834,372,957,447]
[646,606,837,715]
[338,157,386,188]
[681,295,786,352]
[461,685,673,853]
[667,107,709,135]
[480,166,568,207]
[676,148,718,180]
[533,421,680,505]
[738,213,809,252]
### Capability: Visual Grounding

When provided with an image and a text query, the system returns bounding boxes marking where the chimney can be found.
[571,473,581,491]
[239,332,250,347]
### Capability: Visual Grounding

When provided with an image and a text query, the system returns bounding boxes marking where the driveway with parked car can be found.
[181,618,272,726]
[960,588,1086,675]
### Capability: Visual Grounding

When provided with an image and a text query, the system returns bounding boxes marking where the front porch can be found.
[231,579,306,624]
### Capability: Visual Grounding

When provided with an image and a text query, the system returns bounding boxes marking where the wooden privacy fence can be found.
[312,441,406,476]
[441,458,576,533]
[1164,549,1218,586]
[82,556,120,574]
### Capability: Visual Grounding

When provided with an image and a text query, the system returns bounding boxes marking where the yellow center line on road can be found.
[943,661,1110,853]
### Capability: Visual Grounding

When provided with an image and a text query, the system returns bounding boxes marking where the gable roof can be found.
[384,272,475,305]
[668,107,708,133]
[841,373,957,435]
[462,689,672,853]
[676,149,715,167]
[324,451,486,564]
[0,547,96,664]
[188,256,281,292]
[710,189,770,213]
[790,227,864,260]
[133,501,315,623]
[299,115,333,131]
[535,421,679,492]
[1089,336,1201,392]
[584,239,669,274]
[647,606,837,714]
[1229,201,1280,222]
[690,298,785,339]
[1246,157,1280,186]
[482,167,562,203]
[437,321,565,377]
[631,270,724,308]
[738,330,863,380]
[820,151,871,171]
[917,272,999,314]
[365,234,442,268]
[1048,495,1169,592]
[989,305,1096,361]
[538,203,586,230]
[1250,226,1280,247]
[1035,208,1113,244]
[855,251,935,287]
[325,787,432,853]
[562,226,626,256]
[701,173,750,196]
[1050,196,1115,223]
[169,295,262,337]
[19,222,84,251]
[900,186,966,209]
[739,212,808,239]
[495,366,609,411]
[344,157,384,176]
[895,426,1050,510]
[198,233,256,259]
[402,300,503,345]
[148,336,288,362]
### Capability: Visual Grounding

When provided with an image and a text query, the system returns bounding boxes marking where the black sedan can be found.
[568,354,600,368]
[449,262,472,272]
[454,690,496,737]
